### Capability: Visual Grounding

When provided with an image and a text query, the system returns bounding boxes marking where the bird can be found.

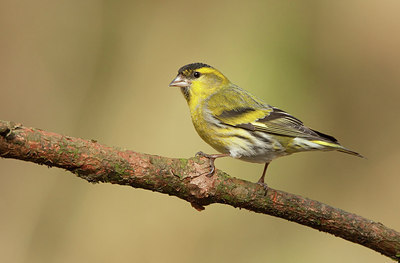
[169,62,362,190]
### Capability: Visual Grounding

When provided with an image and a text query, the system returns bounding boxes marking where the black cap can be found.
[178,63,212,74]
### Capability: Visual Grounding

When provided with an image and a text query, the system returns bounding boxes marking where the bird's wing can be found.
[206,87,271,125]
[208,87,337,142]
[252,108,337,142]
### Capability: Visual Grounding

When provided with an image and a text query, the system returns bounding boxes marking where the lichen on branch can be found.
[0,119,399,261]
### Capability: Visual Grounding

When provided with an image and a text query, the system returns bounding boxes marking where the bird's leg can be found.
[195,151,229,177]
[257,163,270,193]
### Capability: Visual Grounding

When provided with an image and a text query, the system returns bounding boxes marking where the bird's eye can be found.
[193,71,201,78]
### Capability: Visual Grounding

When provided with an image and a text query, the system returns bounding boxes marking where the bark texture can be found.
[0,120,399,261]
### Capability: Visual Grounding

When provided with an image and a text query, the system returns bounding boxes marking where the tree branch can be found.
[0,120,399,261]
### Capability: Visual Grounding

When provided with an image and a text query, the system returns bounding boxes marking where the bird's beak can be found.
[169,75,191,88]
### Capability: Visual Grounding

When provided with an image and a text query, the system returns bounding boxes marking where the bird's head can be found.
[169,63,230,103]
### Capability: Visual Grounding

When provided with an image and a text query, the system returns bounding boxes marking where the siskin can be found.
[169,63,362,189]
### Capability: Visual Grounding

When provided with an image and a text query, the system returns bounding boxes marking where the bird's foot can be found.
[195,151,228,177]
[195,151,226,159]
[256,163,270,195]
[256,180,269,196]
[195,151,217,177]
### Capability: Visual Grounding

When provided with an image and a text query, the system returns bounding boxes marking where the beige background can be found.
[1,1,399,262]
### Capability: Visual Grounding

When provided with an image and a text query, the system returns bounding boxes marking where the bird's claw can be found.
[257,181,269,196]
[195,151,212,158]
[195,151,205,158]
[195,151,216,177]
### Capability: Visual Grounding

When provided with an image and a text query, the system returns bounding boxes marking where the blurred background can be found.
[1,0,399,262]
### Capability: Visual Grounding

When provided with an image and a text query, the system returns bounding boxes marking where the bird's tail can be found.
[336,147,364,158]
[312,140,364,158]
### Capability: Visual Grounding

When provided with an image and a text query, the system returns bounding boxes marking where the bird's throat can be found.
[180,87,190,102]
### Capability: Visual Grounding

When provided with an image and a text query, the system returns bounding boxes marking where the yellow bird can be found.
[169,63,362,190]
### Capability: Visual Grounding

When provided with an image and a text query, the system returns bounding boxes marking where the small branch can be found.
[0,120,399,261]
